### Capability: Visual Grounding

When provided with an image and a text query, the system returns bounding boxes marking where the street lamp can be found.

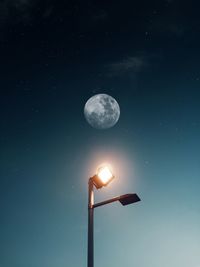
[87,164,140,267]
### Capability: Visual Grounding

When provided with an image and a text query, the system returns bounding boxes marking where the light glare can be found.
[97,165,113,185]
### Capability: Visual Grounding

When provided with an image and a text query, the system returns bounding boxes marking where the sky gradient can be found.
[0,1,200,267]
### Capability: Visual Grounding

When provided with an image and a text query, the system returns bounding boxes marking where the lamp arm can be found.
[93,193,141,208]
[93,196,120,208]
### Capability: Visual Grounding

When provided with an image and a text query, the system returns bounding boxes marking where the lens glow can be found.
[97,165,113,185]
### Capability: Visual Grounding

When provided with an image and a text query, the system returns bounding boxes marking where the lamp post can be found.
[87,164,140,267]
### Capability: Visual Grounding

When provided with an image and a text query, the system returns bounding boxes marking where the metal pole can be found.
[88,178,94,267]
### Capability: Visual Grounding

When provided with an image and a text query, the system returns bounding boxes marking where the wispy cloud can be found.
[107,56,147,77]
[150,2,191,37]
[0,0,35,13]
[0,0,36,23]
[92,9,108,22]
[0,0,53,25]
[152,19,188,37]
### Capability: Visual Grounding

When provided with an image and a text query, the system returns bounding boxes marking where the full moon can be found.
[84,94,120,129]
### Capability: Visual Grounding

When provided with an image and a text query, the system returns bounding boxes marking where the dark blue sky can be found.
[0,1,200,266]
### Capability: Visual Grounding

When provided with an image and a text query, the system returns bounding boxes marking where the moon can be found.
[84,94,120,129]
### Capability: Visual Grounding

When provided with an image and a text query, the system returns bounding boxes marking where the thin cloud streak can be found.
[107,56,147,77]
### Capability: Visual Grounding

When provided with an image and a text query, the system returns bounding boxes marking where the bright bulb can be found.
[97,165,113,185]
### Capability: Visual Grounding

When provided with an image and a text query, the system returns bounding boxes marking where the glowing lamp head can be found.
[97,166,113,184]
[92,164,115,189]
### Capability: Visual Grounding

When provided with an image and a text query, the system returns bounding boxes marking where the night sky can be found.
[1,1,200,266]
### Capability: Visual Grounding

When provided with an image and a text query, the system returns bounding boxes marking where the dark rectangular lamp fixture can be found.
[119,194,141,206]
